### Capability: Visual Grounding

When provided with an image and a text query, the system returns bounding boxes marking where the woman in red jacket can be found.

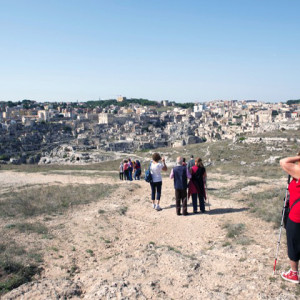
[188,157,207,213]
[280,152,300,283]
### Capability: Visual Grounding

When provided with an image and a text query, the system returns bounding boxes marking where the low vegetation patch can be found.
[0,159,122,172]
[223,222,245,238]
[0,241,41,295]
[0,182,115,295]
[5,222,48,235]
[222,222,252,246]
[242,187,284,227]
[0,183,114,217]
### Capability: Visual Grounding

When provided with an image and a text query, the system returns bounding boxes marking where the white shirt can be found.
[150,162,164,182]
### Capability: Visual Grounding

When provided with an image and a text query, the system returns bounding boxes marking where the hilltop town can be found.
[0,97,299,164]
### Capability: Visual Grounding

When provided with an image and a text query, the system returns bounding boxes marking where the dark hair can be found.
[183,158,186,162]
[190,155,194,158]
[152,152,161,162]
[195,157,203,168]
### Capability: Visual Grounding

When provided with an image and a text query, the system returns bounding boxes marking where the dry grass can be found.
[0,183,115,295]
[0,184,113,217]
[242,187,285,227]
[0,241,41,294]
[0,159,123,173]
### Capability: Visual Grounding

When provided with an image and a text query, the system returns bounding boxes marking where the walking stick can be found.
[205,183,210,211]
[273,174,291,275]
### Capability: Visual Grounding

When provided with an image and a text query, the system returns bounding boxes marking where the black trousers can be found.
[175,189,187,215]
[286,217,300,261]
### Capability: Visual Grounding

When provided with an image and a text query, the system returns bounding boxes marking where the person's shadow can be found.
[164,204,248,215]
[206,207,249,215]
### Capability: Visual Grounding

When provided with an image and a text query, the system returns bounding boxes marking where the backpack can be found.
[144,162,153,183]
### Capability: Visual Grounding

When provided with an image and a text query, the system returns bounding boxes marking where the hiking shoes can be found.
[281,269,299,284]
[152,204,156,209]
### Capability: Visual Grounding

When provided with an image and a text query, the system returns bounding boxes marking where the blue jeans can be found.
[134,169,141,180]
[150,181,162,200]
[128,168,133,181]
[192,193,205,212]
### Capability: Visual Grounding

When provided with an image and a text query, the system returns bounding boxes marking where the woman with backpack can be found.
[149,153,167,211]
[188,157,207,213]
[280,152,300,283]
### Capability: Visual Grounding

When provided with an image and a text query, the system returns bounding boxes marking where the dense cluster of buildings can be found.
[0,99,299,161]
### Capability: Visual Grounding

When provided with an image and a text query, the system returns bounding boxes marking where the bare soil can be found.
[0,170,299,299]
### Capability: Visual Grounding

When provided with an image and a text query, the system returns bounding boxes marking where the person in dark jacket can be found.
[188,157,207,213]
[170,156,191,216]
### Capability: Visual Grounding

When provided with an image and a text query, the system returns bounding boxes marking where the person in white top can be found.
[150,152,167,211]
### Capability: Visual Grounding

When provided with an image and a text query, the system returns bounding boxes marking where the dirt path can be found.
[1,171,298,299]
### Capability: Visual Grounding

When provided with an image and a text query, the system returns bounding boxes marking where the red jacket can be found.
[188,165,206,198]
[289,179,300,223]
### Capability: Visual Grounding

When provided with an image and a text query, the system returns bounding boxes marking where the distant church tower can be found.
[117,96,126,103]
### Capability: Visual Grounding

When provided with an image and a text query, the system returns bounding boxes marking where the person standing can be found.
[188,158,207,213]
[128,158,133,181]
[187,155,195,172]
[134,160,141,180]
[170,156,191,216]
[150,153,167,211]
[123,160,129,181]
[119,161,124,180]
[280,153,300,283]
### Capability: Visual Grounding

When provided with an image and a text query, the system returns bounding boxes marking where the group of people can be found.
[117,151,300,285]
[119,158,141,181]
[147,153,206,214]
[148,151,300,286]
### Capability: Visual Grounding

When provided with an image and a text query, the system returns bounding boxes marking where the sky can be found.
[1,0,300,103]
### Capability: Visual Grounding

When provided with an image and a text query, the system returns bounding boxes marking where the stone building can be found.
[98,113,115,125]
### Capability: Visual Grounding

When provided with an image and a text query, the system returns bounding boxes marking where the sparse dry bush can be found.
[223,222,245,238]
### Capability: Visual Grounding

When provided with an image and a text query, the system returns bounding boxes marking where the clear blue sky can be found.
[1,0,299,103]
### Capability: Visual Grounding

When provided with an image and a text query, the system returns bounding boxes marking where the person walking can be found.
[119,161,124,180]
[170,156,191,216]
[188,157,207,213]
[149,153,167,211]
[280,152,300,283]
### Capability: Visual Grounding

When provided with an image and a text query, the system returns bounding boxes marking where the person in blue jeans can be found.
[134,160,141,180]
[149,153,167,211]
[128,158,133,181]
